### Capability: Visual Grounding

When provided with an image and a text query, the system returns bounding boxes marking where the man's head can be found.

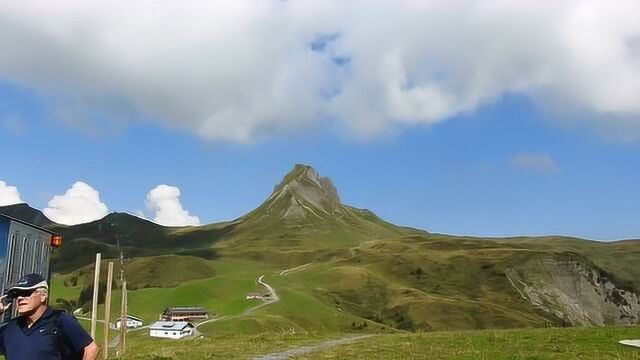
[6,273,49,315]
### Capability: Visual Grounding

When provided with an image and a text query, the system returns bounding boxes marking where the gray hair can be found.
[36,287,49,299]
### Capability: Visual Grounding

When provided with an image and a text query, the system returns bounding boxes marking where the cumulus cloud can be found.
[145,185,200,226]
[43,182,109,225]
[0,181,24,206]
[0,1,639,141]
[510,153,559,172]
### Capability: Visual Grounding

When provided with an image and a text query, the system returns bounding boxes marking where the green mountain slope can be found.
[211,164,425,265]
[2,164,422,271]
[2,164,639,333]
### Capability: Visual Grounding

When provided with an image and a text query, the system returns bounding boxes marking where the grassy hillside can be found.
[4,165,640,336]
[62,255,217,290]
[50,232,640,337]
[49,213,230,272]
[0,165,423,272]
[53,258,273,324]
[109,326,640,359]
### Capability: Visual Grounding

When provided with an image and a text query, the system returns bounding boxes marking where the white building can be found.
[115,315,144,329]
[149,321,195,339]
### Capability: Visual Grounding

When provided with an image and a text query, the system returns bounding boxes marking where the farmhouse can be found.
[246,291,272,300]
[148,321,195,339]
[161,306,209,321]
[115,315,144,329]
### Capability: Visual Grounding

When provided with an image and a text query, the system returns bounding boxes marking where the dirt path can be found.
[196,274,280,328]
[194,315,228,328]
[240,275,279,316]
[251,334,377,360]
[258,275,279,302]
[279,263,312,276]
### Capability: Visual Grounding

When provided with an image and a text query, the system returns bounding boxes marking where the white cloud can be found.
[0,1,639,141]
[0,181,24,206]
[43,182,109,225]
[510,153,559,172]
[145,185,200,226]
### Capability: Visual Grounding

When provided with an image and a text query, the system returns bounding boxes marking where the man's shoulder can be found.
[50,309,79,325]
[3,315,24,327]
[50,309,71,318]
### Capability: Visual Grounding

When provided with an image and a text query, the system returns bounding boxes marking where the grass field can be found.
[52,258,277,323]
[109,326,640,359]
[50,233,640,335]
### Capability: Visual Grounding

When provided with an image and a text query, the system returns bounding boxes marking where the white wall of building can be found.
[149,328,193,339]
[116,319,143,329]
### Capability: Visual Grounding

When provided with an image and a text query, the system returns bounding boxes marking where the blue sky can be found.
[1,80,638,240]
[0,1,639,240]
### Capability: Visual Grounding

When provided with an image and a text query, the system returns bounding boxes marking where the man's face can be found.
[14,289,46,315]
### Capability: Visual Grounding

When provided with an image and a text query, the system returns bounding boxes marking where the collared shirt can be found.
[0,307,92,360]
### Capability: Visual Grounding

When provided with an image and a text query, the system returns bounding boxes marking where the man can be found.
[0,273,100,360]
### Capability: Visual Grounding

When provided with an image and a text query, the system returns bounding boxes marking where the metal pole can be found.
[102,262,114,360]
[90,253,101,339]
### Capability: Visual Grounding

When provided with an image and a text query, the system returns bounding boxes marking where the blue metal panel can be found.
[0,217,9,258]
[0,216,10,303]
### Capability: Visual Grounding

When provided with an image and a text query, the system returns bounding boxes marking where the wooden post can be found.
[119,279,127,357]
[102,262,114,360]
[90,253,101,339]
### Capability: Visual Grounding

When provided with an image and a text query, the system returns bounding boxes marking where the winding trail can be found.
[240,275,279,316]
[279,263,312,276]
[258,275,279,302]
[195,274,280,329]
[194,315,228,328]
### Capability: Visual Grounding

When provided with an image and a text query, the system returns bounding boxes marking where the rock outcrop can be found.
[506,255,640,326]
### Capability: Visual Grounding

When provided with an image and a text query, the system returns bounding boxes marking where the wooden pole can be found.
[90,253,101,339]
[123,283,127,352]
[119,279,127,357]
[102,262,114,360]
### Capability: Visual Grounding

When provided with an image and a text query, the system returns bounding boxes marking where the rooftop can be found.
[149,321,194,331]
[164,306,208,314]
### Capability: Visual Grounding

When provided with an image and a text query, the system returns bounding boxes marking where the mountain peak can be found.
[276,164,340,202]
[234,164,413,242]
[261,164,341,221]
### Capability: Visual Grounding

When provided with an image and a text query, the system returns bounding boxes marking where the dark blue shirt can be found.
[0,307,92,360]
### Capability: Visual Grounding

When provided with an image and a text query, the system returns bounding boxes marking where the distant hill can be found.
[1,165,423,271]
[0,203,58,228]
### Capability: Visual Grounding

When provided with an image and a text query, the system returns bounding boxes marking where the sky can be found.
[0,1,639,240]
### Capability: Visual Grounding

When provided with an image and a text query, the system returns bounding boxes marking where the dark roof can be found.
[163,306,208,314]
[149,321,195,331]
[0,213,57,235]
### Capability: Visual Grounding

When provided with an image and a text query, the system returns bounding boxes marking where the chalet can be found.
[115,315,144,329]
[246,292,262,300]
[149,321,195,339]
[246,291,272,300]
[161,306,208,321]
